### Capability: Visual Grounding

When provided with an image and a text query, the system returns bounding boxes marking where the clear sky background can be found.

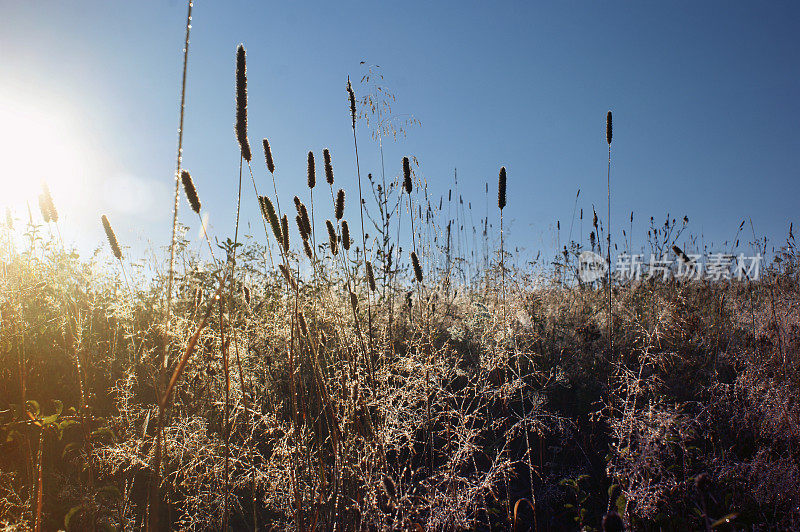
[1,1,798,268]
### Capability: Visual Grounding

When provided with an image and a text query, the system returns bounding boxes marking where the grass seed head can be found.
[235,44,252,162]
[101,214,122,259]
[296,215,308,241]
[606,110,613,145]
[278,264,297,290]
[323,148,334,184]
[260,196,282,244]
[5,208,12,230]
[366,260,376,292]
[181,170,201,213]
[403,157,412,194]
[326,220,338,255]
[303,239,313,260]
[335,189,345,221]
[307,151,316,189]
[262,138,275,173]
[38,195,51,223]
[281,214,289,251]
[41,182,58,222]
[299,204,312,236]
[341,220,351,251]
[346,77,356,128]
[498,166,507,210]
[411,251,423,282]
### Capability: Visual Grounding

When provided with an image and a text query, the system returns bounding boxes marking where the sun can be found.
[0,92,88,222]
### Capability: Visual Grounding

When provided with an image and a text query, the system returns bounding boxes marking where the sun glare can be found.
[0,94,88,222]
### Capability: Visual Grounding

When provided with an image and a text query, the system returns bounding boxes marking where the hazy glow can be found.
[0,93,89,221]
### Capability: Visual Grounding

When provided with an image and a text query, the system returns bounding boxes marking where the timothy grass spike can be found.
[498,166,507,210]
[326,220,338,255]
[260,196,282,244]
[38,195,51,223]
[335,189,345,220]
[235,44,252,162]
[607,110,613,145]
[101,214,122,259]
[307,151,316,189]
[411,251,423,282]
[181,170,201,213]
[262,138,275,174]
[403,157,412,194]
[366,260,376,292]
[341,220,351,251]
[323,148,334,184]
[346,77,356,128]
[41,182,58,222]
[281,214,289,252]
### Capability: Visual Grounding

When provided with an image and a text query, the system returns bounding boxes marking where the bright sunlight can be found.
[0,91,88,220]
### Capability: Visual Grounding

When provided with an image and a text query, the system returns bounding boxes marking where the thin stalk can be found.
[166,0,193,360]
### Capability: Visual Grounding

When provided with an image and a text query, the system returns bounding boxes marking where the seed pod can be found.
[181,170,201,213]
[260,196,282,245]
[41,183,57,222]
[341,220,351,251]
[323,148,334,184]
[296,215,308,241]
[402,157,412,194]
[303,239,314,260]
[366,260,376,292]
[324,220,338,255]
[38,195,51,223]
[101,214,122,259]
[346,77,356,129]
[498,166,506,210]
[411,251,423,282]
[307,151,316,189]
[606,110,613,145]
[281,214,289,252]
[263,138,275,173]
[235,44,252,162]
[335,189,345,220]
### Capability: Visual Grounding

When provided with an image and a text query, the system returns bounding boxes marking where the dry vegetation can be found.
[2,10,800,532]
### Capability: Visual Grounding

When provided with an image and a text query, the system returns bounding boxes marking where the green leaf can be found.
[26,400,40,417]
[57,419,80,440]
[615,494,626,516]
[64,505,84,531]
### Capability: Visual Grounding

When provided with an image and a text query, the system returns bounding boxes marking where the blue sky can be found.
[1,1,798,266]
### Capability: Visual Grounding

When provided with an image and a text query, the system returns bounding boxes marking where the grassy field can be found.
[1,26,799,532]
